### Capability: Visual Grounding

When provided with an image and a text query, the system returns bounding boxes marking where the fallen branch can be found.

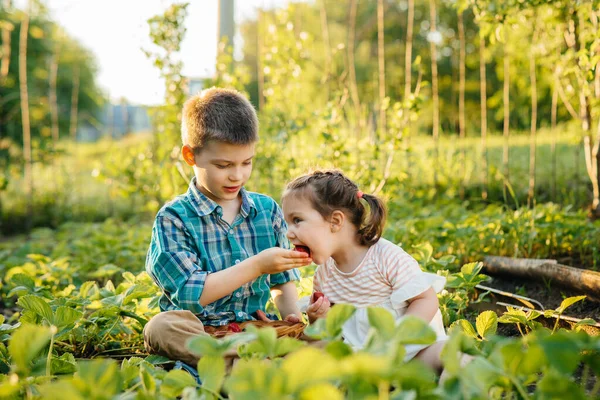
[483,256,600,301]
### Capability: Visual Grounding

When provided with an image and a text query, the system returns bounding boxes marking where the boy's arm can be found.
[200,248,311,306]
[149,215,311,310]
[270,281,302,320]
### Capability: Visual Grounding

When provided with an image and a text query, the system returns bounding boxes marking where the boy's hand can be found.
[307,293,331,324]
[255,247,312,275]
[283,314,301,323]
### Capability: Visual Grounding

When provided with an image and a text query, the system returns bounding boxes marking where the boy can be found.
[143,87,312,366]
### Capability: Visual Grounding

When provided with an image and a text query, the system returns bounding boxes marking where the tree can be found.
[18,1,31,230]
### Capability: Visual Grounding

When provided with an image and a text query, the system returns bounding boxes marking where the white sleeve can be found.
[385,248,446,308]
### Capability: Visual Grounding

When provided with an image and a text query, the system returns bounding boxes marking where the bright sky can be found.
[17,0,288,105]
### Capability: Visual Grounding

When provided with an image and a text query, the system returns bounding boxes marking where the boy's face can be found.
[283,195,335,265]
[184,141,255,205]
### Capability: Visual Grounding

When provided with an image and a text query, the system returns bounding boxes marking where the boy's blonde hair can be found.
[181,87,258,151]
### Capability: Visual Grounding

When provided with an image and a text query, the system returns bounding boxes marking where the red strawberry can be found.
[228,322,242,333]
[312,291,325,303]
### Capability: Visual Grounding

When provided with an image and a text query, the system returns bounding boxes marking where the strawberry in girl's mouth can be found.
[294,245,311,256]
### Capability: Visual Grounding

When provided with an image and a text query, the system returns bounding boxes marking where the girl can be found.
[282,169,447,372]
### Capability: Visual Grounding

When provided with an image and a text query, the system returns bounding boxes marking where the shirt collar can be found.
[186,177,257,219]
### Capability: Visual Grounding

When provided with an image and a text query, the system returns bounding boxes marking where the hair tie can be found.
[356,191,364,199]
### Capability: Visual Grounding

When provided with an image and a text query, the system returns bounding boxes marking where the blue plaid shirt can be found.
[146,178,300,326]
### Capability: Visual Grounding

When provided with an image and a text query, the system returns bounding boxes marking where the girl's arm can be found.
[404,287,439,323]
[271,281,302,321]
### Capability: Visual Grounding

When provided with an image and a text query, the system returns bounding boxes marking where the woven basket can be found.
[205,320,307,339]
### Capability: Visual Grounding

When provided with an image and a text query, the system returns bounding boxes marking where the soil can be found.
[482,274,600,322]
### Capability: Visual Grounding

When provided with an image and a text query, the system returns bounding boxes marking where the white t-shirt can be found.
[311,238,448,360]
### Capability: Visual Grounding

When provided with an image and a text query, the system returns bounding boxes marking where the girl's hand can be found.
[283,314,301,323]
[307,293,331,324]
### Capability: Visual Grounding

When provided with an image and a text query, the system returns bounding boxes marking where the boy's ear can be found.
[181,145,196,166]
[330,210,345,233]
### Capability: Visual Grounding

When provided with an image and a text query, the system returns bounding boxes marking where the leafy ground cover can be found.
[0,202,598,398]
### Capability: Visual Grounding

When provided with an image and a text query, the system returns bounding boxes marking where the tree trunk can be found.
[502,26,510,188]
[480,34,488,200]
[551,78,558,202]
[429,0,439,190]
[528,25,538,207]
[1,0,12,79]
[69,65,80,140]
[377,0,386,139]
[19,3,32,231]
[256,9,264,111]
[319,0,332,99]
[49,51,59,144]
[347,0,361,127]
[403,0,414,180]
[483,256,600,301]
[574,8,599,217]
[347,0,362,165]
[458,10,466,199]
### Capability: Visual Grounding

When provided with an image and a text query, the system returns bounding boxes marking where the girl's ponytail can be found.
[357,193,386,246]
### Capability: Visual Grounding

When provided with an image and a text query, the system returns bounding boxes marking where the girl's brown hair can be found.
[283,169,386,246]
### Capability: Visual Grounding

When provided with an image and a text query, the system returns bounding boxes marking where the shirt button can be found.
[228,230,233,235]
[236,292,242,298]
[235,259,240,264]
[238,312,244,317]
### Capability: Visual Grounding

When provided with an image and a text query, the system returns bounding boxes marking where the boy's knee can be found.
[143,310,204,351]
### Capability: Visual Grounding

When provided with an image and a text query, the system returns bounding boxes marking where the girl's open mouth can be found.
[294,245,311,256]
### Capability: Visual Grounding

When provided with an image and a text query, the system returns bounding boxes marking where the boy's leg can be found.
[144,310,238,367]
[143,310,206,366]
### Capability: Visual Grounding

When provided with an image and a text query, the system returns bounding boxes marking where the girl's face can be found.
[282,194,336,265]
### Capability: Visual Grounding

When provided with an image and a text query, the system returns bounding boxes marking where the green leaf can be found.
[160,369,198,398]
[187,332,255,358]
[325,341,353,359]
[197,355,225,394]
[326,304,356,338]
[298,383,343,400]
[50,352,77,375]
[536,368,587,399]
[395,316,436,345]
[252,326,278,358]
[144,355,173,366]
[367,307,396,340]
[17,295,54,324]
[555,295,586,314]
[391,361,437,392]
[282,347,339,392]
[0,377,20,398]
[538,332,581,375]
[476,311,498,339]
[8,324,52,375]
[35,381,84,400]
[339,352,390,380]
[225,358,286,399]
[53,307,83,330]
[459,357,503,396]
[140,363,156,394]
[76,359,123,397]
[449,319,477,339]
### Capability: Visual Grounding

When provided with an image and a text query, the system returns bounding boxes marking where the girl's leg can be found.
[415,341,445,373]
